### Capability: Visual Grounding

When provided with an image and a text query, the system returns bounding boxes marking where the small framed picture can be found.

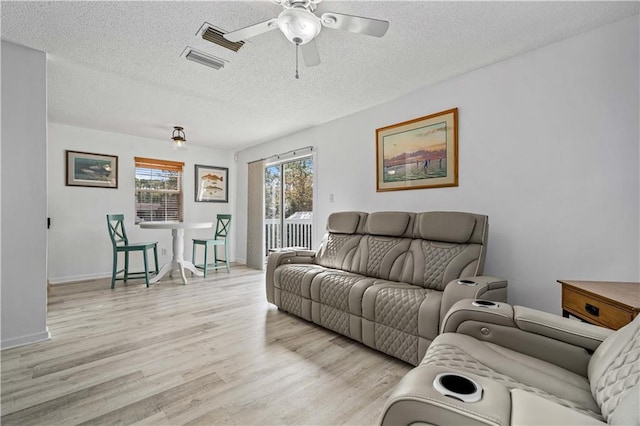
[376,108,458,192]
[195,164,229,203]
[65,150,118,188]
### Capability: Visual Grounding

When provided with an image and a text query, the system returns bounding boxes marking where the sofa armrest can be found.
[440,300,612,377]
[510,389,605,426]
[380,364,511,426]
[380,365,607,426]
[265,250,316,303]
[441,299,515,334]
[513,306,613,351]
[440,276,508,325]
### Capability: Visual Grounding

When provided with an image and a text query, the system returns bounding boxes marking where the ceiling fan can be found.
[223,0,390,70]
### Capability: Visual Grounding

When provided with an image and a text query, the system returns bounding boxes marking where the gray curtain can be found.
[246,159,265,270]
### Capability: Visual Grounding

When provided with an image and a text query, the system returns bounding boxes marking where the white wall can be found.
[47,123,236,283]
[235,16,640,314]
[1,41,50,348]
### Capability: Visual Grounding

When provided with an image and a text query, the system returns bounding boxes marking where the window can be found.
[134,157,184,223]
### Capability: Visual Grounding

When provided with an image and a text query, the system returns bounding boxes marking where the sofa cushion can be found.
[315,233,362,270]
[310,271,376,316]
[274,264,326,319]
[366,212,414,237]
[327,211,365,234]
[609,384,639,426]
[402,239,484,290]
[362,282,442,365]
[588,316,640,422]
[309,271,376,341]
[352,236,412,281]
[416,211,479,243]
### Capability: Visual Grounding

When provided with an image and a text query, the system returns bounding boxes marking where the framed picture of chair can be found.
[195,164,228,203]
[66,150,118,188]
[376,108,458,192]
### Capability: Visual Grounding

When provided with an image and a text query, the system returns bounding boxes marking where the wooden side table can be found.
[558,280,640,330]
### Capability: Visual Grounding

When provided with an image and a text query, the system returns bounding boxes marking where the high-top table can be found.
[139,221,213,284]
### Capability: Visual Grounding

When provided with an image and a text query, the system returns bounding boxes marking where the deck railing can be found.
[265,218,313,252]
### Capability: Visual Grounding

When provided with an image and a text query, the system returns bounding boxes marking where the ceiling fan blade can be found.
[300,39,321,67]
[223,18,279,42]
[320,12,389,37]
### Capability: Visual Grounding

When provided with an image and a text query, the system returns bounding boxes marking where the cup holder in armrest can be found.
[457,279,477,286]
[433,373,483,403]
[472,300,498,308]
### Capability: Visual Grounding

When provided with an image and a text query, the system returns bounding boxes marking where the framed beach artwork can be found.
[65,150,118,188]
[195,164,228,203]
[376,108,458,192]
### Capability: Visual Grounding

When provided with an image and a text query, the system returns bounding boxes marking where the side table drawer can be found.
[562,287,634,330]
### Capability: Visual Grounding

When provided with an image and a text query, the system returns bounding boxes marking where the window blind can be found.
[134,157,184,223]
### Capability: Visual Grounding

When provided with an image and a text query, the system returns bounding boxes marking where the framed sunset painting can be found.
[195,165,228,203]
[376,108,458,192]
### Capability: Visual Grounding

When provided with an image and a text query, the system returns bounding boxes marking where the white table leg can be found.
[173,228,188,284]
[150,228,196,285]
[181,260,204,277]
[149,262,173,284]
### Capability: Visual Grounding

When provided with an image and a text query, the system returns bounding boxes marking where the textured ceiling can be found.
[1,1,638,151]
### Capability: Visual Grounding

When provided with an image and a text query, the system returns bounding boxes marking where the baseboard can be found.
[49,261,248,285]
[1,328,51,350]
[48,272,111,285]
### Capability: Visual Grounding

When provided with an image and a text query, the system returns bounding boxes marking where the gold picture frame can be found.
[65,150,118,188]
[376,108,458,192]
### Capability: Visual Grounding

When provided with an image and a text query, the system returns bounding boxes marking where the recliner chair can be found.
[380,299,639,425]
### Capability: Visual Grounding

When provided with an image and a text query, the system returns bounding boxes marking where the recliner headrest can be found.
[326,211,365,234]
[366,212,413,237]
[416,212,481,243]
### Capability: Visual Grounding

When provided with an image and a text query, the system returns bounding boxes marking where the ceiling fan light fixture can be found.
[277,8,321,45]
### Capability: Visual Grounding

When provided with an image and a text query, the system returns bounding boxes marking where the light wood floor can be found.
[1,265,411,425]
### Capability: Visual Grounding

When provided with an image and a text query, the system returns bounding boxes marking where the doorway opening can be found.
[264,155,313,255]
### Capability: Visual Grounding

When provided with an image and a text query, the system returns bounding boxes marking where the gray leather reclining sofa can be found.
[380,299,640,425]
[265,211,507,365]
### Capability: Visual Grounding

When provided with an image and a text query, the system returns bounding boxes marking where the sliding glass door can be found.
[265,156,313,254]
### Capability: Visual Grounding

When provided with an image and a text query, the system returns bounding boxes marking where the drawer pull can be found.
[585,303,600,317]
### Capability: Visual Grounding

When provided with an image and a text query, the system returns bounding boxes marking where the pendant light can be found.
[171,126,187,150]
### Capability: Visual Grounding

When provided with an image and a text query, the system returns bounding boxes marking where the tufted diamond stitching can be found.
[593,326,640,420]
[423,344,604,421]
[420,241,465,290]
[366,237,401,278]
[322,234,354,266]
[374,287,431,335]
[375,323,418,365]
[320,305,350,336]
[280,291,303,317]
[319,274,362,311]
[279,265,316,295]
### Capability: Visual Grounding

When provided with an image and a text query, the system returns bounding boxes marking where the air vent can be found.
[197,23,245,52]
[182,47,227,70]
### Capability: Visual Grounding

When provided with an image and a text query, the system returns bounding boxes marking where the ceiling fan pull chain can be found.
[295,42,300,79]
